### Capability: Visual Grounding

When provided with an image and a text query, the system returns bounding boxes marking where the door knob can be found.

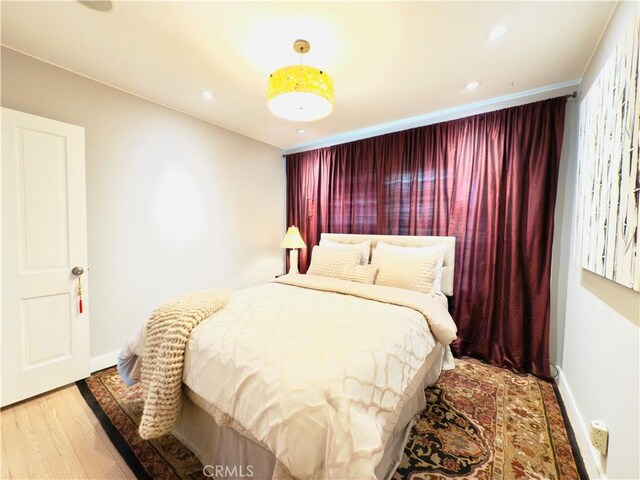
[71,266,85,276]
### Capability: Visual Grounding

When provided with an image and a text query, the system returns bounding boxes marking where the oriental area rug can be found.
[77,358,586,480]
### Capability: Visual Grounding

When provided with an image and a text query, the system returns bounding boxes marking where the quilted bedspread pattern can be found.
[183,275,456,479]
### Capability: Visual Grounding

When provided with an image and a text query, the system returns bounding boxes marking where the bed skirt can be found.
[172,343,452,480]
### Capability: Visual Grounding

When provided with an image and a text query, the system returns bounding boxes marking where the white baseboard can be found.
[90,350,119,373]
[556,365,605,479]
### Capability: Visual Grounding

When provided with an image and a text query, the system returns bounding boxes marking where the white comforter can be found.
[119,274,457,479]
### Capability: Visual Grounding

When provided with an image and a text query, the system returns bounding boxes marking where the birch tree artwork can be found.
[576,15,639,291]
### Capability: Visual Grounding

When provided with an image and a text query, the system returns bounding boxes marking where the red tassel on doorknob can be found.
[76,276,84,315]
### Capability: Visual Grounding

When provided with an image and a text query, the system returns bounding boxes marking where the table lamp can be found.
[280,226,307,274]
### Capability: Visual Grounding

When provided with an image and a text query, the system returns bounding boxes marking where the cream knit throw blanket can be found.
[139,288,231,439]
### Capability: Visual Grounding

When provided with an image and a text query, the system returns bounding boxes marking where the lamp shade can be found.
[268,65,334,122]
[280,226,307,249]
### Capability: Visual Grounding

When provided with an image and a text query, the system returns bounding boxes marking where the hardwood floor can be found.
[1,384,135,479]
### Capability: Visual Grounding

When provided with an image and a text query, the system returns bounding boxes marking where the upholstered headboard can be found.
[320,233,456,296]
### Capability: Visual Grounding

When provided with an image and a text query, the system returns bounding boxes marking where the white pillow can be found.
[307,246,361,278]
[371,249,438,294]
[337,264,378,284]
[375,242,446,293]
[319,238,371,265]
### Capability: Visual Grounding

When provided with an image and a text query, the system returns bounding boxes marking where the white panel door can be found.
[1,108,90,407]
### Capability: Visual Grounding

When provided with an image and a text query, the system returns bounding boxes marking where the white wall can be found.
[549,93,580,368]
[556,3,640,479]
[1,48,285,365]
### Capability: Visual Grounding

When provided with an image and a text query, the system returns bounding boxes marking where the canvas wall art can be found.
[576,15,639,291]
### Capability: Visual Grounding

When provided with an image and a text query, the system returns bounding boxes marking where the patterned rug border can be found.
[77,360,590,480]
[550,381,589,480]
[76,376,153,480]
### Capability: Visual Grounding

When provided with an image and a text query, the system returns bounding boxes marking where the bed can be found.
[118,233,457,480]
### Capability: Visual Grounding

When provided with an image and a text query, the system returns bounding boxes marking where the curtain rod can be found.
[283,92,580,157]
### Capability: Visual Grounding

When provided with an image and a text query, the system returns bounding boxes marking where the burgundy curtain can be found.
[285,97,566,377]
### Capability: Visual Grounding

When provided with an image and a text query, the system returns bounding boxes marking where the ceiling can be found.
[1,1,615,149]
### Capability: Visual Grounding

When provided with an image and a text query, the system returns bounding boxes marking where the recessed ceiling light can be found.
[465,81,480,90]
[296,129,307,135]
[488,25,508,41]
[77,1,113,12]
[200,90,214,100]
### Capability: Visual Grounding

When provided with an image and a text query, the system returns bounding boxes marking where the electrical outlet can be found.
[590,419,608,455]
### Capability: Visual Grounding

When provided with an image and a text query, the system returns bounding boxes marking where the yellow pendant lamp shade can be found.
[268,39,334,122]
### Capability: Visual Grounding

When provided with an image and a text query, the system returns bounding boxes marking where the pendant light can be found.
[268,39,334,122]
